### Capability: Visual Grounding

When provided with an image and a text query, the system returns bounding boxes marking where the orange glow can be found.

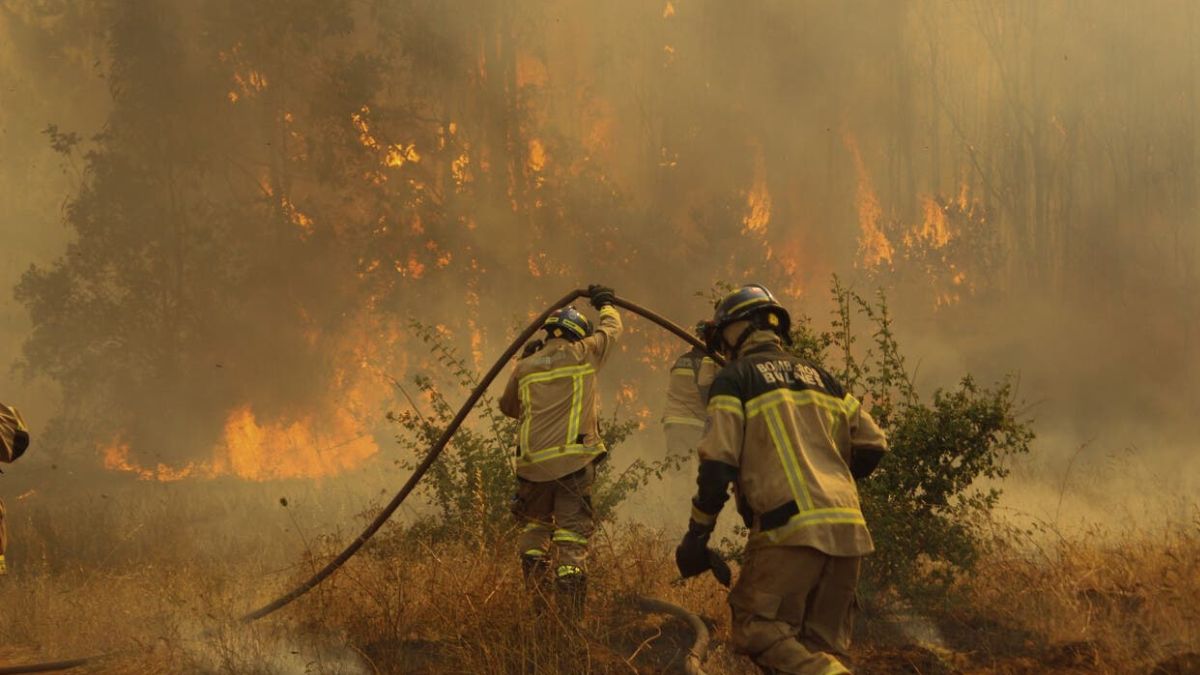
[516,52,549,88]
[451,149,472,188]
[281,197,314,239]
[527,138,547,173]
[663,1,676,18]
[906,195,951,249]
[352,106,378,148]
[385,143,421,168]
[844,132,893,268]
[101,405,379,482]
[743,144,771,235]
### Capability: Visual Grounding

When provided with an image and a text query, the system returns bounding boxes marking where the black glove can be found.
[587,284,616,310]
[675,527,732,587]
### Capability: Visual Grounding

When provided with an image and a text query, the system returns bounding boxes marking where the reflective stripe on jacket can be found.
[661,349,718,428]
[698,331,888,556]
[500,306,623,481]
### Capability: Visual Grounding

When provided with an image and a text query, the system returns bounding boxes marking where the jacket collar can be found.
[736,330,785,358]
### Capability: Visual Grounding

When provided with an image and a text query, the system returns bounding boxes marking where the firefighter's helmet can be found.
[543,306,593,341]
[708,284,792,353]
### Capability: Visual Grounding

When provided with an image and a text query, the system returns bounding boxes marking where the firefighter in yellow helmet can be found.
[676,285,888,675]
[500,284,622,618]
[0,403,30,576]
[661,321,719,466]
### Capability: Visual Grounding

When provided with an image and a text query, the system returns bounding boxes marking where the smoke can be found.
[1,1,1197,510]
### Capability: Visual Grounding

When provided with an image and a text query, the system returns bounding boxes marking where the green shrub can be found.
[790,278,1033,601]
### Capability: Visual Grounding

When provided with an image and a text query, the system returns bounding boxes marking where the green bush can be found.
[790,278,1033,600]
[391,322,652,542]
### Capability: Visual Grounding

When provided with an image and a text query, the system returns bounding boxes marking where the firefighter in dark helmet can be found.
[661,321,719,465]
[0,403,30,576]
[500,284,622,618]
[676,284,888,675]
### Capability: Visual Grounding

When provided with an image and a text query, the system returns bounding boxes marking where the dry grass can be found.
[1,473,1197,674]
[945,516,1200,673]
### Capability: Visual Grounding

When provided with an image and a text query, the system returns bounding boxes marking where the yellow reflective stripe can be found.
[559,318,586,336]
[552,529,589,546]
[707,394,744,418]
[523,521,552,533]
[519,380,533,456]
[566,371,584,445]
[523,548,547,557]
[753,508,867,545]
[724,296,765,317]
[517,443,606,465]
[599,305,618,318]
[556,564,584,577]
[843,394,861,418]
[663,416,705,427]
[670,368,695,376]
[690,505,717,526]
[764,407,813,510]
[516,363,596,455]
[518,363,595,387]
[744,388,853,419]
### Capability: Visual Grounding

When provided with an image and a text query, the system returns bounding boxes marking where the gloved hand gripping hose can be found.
[0,289,721,674]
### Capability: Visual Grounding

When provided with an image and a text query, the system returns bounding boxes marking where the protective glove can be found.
[587,284,616,310]
[675,527,732,587]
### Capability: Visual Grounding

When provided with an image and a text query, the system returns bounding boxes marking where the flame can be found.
[451,149,472,188]
[102,405,378,482]
[907,195,951,249]
[385,143,421,168]
[281,197,314,238]
[663,1,676,18]
[844,132,893,268]
[351,105,420,172]
[527,138,547,173]
[220,45,267,103]
[218,406,377,480]
[742,144,771,234]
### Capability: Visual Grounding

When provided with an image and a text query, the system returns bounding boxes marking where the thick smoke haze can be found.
[1,1,1197,514]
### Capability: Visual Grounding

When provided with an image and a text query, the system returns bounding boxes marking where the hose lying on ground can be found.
[0,289,721,674]
[637,597,712,675]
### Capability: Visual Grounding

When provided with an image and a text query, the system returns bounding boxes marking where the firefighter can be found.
[675,284,888,675]
[500,284,622,619]
[661,322,719,466]
[0,403,30,576]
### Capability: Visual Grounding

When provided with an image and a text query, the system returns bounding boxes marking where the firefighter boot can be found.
[555,566,587,622]
[521,553,552,613]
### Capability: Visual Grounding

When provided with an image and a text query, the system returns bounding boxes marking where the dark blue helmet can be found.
[708,284,792,353]
[543,306,593,341]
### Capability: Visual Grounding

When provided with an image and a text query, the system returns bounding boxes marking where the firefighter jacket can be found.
[0,403,28,464]
[662,349,718,429]
[500,306,623,482]
[690,331,888,556]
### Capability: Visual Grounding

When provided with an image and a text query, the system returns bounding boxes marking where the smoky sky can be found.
[1,1,1197,498]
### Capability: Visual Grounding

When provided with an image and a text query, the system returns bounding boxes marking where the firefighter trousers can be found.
[729,545,860,675]
[513,462,595,579]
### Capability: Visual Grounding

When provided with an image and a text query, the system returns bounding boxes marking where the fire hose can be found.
[0,289,720,675]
